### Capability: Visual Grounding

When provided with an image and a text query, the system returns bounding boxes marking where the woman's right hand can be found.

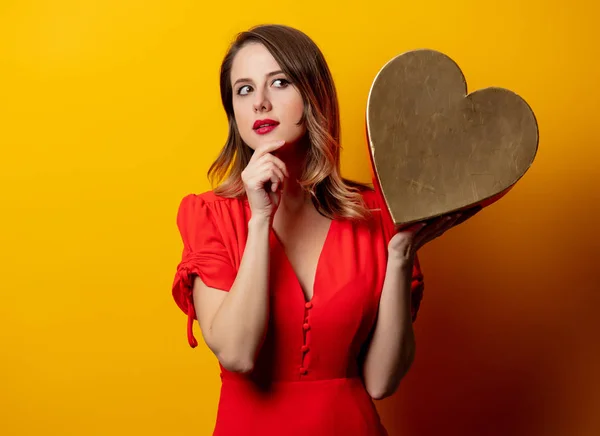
[241,140,289,220]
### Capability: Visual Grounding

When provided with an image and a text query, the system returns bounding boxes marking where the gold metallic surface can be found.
[366,49,539,226]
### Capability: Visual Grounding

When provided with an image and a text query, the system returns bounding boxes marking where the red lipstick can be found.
[253,118,279,135]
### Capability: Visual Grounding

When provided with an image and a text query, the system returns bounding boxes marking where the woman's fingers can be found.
[453,206,482,226]
[414,213,459,249]
[250,140,286,162]
[408,206,482,251]
[259,153,289,178]
[260,163,284,193]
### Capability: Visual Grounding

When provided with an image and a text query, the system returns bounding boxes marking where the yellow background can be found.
[1,1,599,435]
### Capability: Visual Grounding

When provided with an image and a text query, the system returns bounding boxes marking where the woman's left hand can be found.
[388,206,482,263]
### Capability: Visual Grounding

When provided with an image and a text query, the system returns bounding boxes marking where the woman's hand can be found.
[241,140,289,220]
[388,206,482,263]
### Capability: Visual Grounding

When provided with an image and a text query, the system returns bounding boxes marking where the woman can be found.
[172,24,469,435]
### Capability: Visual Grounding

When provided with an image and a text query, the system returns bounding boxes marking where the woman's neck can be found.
[273,138,314,215]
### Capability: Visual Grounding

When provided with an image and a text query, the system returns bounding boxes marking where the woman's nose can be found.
[252,89,272,113]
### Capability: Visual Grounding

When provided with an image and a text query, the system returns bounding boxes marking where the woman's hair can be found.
[208,24,373,220]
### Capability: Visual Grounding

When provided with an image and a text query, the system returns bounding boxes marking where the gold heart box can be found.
[366,49,539,226]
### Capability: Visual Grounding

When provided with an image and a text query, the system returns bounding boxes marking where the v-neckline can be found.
[270,219,335,304]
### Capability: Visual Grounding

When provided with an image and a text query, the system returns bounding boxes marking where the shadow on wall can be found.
[378,300,561,435]
[376,202,600,436]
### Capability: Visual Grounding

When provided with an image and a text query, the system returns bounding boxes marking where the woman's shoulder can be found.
[344,180,396,237]
[345,180,383,212]
[179,189,242,204]
[177,189,248,220]
[358,188,380,209]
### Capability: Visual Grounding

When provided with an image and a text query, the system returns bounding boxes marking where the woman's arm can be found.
[193,140,287,373]
[362,207,480,399]
[362,255,416,400]
[193,215,271,374]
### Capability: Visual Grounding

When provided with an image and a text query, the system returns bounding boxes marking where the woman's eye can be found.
[237,85,252,96]
[273,78,290,87]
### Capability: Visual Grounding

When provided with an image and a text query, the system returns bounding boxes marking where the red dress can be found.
[172,186,424,436]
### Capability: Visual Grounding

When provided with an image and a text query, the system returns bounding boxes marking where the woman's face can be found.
[230,43,306,151]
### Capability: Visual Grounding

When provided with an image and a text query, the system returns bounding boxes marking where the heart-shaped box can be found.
[366,49,539,226]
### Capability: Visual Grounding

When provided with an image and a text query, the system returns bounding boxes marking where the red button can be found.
[305,302,313,309]
[299,367,308,375]
[301,345,309,353]
[303,323,310,331]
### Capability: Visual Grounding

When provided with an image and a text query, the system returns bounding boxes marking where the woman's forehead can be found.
[231,43,281,82]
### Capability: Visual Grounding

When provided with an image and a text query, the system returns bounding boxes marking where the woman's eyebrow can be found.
[233,70,284,87]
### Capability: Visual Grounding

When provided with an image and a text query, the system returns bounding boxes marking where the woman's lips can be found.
[254,124,278,135]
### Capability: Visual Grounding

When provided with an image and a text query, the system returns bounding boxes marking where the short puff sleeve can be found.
[172,194,237,348]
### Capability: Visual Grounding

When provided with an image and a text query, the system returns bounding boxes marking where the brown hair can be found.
[208,24,373,220]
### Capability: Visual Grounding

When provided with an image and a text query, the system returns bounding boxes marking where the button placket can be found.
[300,301,313,376]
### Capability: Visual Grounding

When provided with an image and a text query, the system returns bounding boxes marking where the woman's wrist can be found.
[248,215,272,233]
[387,249,415,271]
